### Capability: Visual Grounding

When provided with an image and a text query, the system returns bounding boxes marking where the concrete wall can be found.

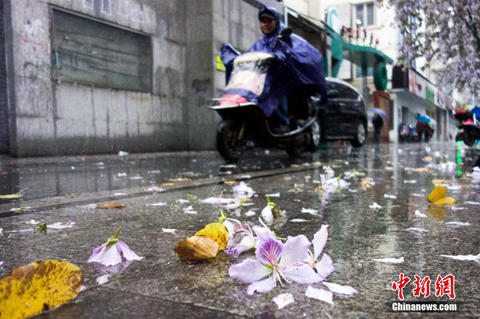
[5,0,283,157]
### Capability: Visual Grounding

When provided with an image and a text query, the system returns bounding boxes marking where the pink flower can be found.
[229,229,329,295]
[87,227,143,266]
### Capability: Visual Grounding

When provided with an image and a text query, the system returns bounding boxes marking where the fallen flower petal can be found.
[384,194,397,199]
[301,208,318,215]
[265,193,280,198]
[26,219,40,225]
[272,293,295,309]
[147,202,168,207]
[162,228,176,233]
[465,201,480,206]
[373,257,404,264]
[88,227,143,266]
[305,286,334,305]
[369,202,382,210]
[323,282,357,296]
[244,210,256,217]
[176,199,190,204]
[406,227,428,233]
[445,221,471,227]
[233,182,255,198]
[290,218,309,223]
[247,275,276,295]
[96,274,110,285]
[48,221,75,230]
[415,210,427,218]
[441,254,480,261]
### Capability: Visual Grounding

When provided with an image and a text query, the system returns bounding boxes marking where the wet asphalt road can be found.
[0,141,479,318]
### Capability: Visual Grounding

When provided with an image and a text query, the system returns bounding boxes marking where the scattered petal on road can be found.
[322,282,357,296]
[26,219,40,225]
[147,202,168,207]
[406,227,428,233]
[373,257,404,264]
[244,210,256,217]
[445,221,471,227]
[441,254,480,261]
[415,210,427,218]
[305,286,334,305]
[48,221,75,229]
[369,202,382,210]
[451,207,466,211]
[301,208,318,215]
[176,199,190,204]
[162,228,176,233]
[290,218,309,223]
[384,194,397,199]
[465,201,480,206]
[96,274,110,285]
[265,193,280,198]
[272,293,295,309]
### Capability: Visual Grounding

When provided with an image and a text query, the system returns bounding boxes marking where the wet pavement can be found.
[0,142,479,318]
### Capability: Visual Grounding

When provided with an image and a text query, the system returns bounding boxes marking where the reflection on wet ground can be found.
[0,141,479,317]
[0,142,478,202]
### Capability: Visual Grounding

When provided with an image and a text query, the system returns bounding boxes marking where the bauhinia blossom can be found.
[88,227,143,266]
[229,226,333,295]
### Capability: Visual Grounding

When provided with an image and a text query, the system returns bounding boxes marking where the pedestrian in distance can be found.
[372,113,383,143]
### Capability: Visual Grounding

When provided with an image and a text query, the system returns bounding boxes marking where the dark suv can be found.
[319,77,368,147]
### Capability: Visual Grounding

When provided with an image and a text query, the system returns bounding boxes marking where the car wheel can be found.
[216,120,246,163]
[351,122,366,147]
[307,118,321,151]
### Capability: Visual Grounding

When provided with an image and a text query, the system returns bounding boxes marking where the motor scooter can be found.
[209,50,322,163]
[455,107,480,146]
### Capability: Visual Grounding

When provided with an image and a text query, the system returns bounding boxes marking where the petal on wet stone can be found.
[312,225,329,260]
[305,286,334,305]
[229,259,271,283]
[279,235,310,267]
[315,254,334,280]
[247,276,276,295]
[323,282,357,296]
[117,241,143,261]
[283,263,322,284]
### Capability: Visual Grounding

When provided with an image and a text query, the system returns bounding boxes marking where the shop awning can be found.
[327,28,393,66]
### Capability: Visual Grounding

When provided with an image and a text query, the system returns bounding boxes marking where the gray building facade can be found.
[1,0,282,157]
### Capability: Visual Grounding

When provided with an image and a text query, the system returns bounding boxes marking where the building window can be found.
[355,65,374,78]
[51,8,152,92]
[355,2,375,27]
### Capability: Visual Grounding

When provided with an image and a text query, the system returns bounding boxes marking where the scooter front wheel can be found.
[216,120,246,163]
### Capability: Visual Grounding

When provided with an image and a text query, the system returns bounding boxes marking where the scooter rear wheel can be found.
[216,120,245,163]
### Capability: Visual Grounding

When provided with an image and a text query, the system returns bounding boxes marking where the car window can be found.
[338,84,359,100]
[327,81,359,100]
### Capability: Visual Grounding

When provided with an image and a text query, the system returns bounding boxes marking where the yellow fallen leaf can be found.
[168,178,190,182]
[96,203,125,209]
[0,188,27,200]
[412,167,429,173]
[432,179,448,185]
[423,156,433,162]
[195,222,229,250]
[428,205,446,220]
[360,178,375,191]
[428,185,455,206]
[0,260,83,319]
[240,198,251,203]
[175,235,219,263]
[428,185,446,203]
[161,182,175,187]
[223,180,236,185]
